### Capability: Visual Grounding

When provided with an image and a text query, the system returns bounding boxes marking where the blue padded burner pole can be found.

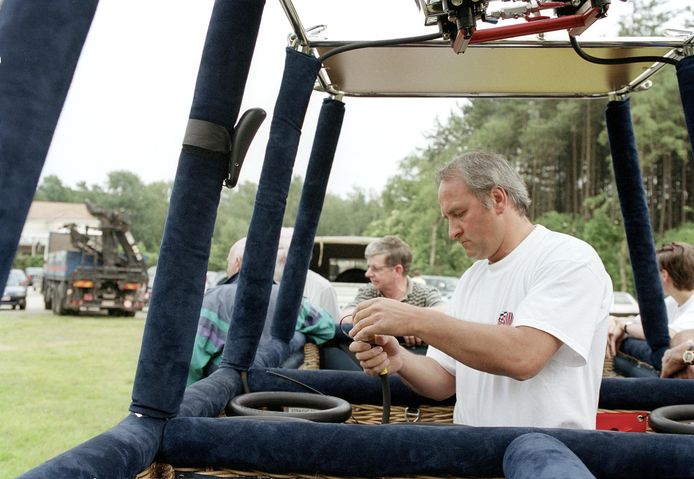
[272,98,346,343]
[221,49,321,371]
[0,0,98,291]
[605,98,670,369]
[677,55,694,161]
[130,0,264,419]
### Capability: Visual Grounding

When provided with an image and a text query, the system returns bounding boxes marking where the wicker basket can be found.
[137,463,488,479]
[348,403,453,425]
[133,346,647,478]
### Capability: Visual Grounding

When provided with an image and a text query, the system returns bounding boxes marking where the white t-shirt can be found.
[427,225,612,429]
[632,295,694,335]
[665,294,694,334]
[304,270,340,322]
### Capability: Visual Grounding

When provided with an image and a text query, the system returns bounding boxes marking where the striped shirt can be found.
[346,278,445,309]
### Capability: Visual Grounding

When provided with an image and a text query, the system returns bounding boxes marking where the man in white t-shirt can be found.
[349,152,613,429]
[607,242,694,361]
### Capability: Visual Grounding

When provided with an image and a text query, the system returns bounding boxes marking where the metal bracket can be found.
[182,108,266,189]
[608,92,629,102]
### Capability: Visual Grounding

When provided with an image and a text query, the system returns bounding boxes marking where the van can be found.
[309,236,375,309]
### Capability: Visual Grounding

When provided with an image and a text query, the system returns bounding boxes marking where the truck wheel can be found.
[52,286,66,316]
[19,301,26,310]
[43,284,53,309]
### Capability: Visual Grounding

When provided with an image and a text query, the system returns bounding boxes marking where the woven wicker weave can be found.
[135,462,174,479]
[603,357,618,377]
[348,403,453,424]
[299,342,320,370]
[139,465,491,479]
[138,464,490,479]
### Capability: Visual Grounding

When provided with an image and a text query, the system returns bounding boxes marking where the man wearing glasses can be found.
[341,235,446,348]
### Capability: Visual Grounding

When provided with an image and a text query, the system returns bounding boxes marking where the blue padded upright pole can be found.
[221,49,321,370]
[677,55,694,160]
[272,98,345,343]
[130,0,264,419]
[605,98,670,370]
[0,0,97,291]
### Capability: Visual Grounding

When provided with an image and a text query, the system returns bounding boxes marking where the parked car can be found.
[2,268,28,310]
[25,266,43,290]
[421,275,458,300]
[610,291,640,317]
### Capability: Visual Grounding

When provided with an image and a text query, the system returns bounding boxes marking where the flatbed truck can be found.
[42,204,148,316]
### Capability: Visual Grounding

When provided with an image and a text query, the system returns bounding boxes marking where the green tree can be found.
[617,0,693,36]
[578,194,631,292]
[34,175,78,202]
[318,188,383,236]
[660,222,694,246]
[87,171,170,254]
[630,74,691,233]
[612,0,694,235]
[208,181,259,270]
[12,254,43,270]
[33,172,171,264]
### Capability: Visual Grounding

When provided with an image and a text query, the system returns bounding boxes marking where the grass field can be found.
[0,308,145,478]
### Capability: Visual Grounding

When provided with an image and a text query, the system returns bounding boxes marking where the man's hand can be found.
[349,297,421,343]
[606,315,629,358]
[402,335,424,347]
[661,339,694,378]
[349,334,401,376]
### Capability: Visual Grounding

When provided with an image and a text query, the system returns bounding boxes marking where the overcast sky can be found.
[42,0,668,197]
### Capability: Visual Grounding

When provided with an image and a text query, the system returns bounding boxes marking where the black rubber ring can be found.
[649,405,694,434]
[228,391,352,423]
[222,415,312,423]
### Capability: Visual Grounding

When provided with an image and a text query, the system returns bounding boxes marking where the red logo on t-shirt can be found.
[498,311,514,326]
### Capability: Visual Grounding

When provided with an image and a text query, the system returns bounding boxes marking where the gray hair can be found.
[437,152,530,216]
[273,227,295,282]
[365,235,412,275]
[226,237,246,276]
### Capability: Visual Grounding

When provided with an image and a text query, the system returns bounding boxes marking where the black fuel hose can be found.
[380,372,391,424]
[317,32,443,64]
[570,35,678,66]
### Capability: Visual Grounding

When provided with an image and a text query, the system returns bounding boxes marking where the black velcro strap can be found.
[183,119,232,153]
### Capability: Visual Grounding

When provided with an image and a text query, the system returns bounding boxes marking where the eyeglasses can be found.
[657,242,683,254]
[367,264,394,273]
